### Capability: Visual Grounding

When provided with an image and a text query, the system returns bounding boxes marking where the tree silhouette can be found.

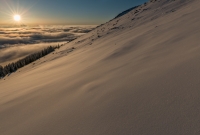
[0,45,60,79]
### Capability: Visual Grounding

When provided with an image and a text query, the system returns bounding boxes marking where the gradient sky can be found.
[0,0,147,25]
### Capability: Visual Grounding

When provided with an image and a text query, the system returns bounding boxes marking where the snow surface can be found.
[1,0,200,134]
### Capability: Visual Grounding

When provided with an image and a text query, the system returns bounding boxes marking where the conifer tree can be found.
[0,45,59,79]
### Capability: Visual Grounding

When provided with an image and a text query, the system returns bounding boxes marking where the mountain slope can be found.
[1,0,200,135]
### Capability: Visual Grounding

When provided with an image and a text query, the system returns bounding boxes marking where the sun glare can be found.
[14,15,21,22]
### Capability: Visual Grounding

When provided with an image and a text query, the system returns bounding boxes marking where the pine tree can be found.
[1,45,57,78]
[0,65,3,78]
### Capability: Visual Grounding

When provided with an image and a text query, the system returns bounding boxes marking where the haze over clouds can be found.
[0,25,95,65]
[0,25,95,47]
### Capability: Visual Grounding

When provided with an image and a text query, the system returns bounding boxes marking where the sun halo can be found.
[14,15,21,22]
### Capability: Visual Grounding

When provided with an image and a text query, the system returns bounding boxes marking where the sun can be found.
[14,15,21,22]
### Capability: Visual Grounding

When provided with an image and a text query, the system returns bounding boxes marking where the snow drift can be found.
[1,0,200,135]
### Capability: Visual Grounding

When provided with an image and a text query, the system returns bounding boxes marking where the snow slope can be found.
[1,0,200,134]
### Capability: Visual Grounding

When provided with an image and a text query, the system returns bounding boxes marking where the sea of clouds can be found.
[0,25,95,65]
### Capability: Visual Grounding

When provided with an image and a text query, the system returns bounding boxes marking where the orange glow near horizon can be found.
[0,0,32,25]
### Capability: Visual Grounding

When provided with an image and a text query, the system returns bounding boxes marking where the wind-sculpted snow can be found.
[1,0,200,135]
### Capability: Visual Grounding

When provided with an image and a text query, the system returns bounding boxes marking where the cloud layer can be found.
[0,25,94,48]
[0,25,95,65]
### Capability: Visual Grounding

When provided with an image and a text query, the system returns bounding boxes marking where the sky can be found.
[0,0,147,25]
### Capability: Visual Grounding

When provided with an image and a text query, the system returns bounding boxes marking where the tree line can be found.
[0,45,60,78]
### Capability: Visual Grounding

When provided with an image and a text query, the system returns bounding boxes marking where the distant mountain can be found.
[114,6,139,19]
[96,6,138,28]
